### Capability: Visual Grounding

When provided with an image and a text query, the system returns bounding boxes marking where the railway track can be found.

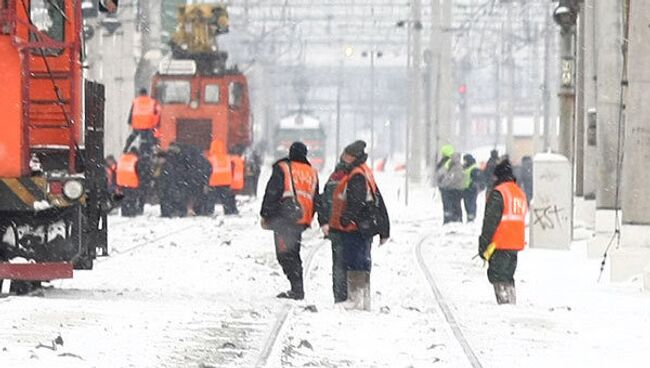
[414,229,484,368]
[255,235,327,368]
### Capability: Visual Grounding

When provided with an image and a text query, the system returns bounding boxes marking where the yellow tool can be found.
[482,242,497,262]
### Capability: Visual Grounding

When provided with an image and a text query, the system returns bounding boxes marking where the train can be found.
[274,112,327,170]
[0,1,117,293]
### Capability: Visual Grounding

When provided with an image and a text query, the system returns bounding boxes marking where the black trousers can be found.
[274,226,304,293]
[487,250,518,284]
[442,189,463,223]
[329,232,347,302]
[124,129,157,154]
[212,186,238,215]
[462,188,478,222]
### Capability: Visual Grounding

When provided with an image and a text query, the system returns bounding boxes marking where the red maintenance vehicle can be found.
[0,0,117,294]
[150,4,259,197]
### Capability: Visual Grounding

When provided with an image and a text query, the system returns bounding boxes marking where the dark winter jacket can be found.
[317,161,347,226]
[463,155,484,192]
[484,154,499,191]
[260,155,320,227]
[478,174,517,257]
[338,160,390,240]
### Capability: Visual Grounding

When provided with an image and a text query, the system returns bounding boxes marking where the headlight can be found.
[63,180,84,200]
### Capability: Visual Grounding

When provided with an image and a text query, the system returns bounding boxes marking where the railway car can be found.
[0,0,115,293]
[274,113,327,170]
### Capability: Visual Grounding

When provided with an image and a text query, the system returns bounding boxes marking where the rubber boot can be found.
[493,282,510,305]
[346,271,371,311]
[505,282,516,304]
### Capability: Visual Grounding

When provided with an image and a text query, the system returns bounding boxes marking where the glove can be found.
[379,237,389,246]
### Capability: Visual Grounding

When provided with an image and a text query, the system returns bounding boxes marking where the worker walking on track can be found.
[260,142,320,300]
[329,140,390,310]
[318,157,349,303]
[123,88,161,155]
[478,159,528,305]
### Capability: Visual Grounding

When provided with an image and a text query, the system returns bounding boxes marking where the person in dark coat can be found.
[483,149,500,193]
[478,159,528,304]
[438,152,465,223]
[329,140,389,310]
[518,156,533,203]
[462,154,483,222]
[261,142,320,300]
[158,143,188,217]
[317,158,349,303]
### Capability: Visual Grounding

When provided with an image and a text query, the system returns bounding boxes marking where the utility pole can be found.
[370,50,376,169]
[594,0,623,218]
[135,0,162,92]
[553,0,578,162]
[582,0,597,199]
[621,0,650,249]
[335,60,342,159]
[542,8,552,152]
[439,0,454,148]
[505,2,515,157]
[575,1,586,196]
[429,0,441,169]
[409,0,424,183]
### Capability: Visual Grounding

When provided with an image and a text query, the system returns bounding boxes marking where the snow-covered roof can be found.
[278,113,321,129]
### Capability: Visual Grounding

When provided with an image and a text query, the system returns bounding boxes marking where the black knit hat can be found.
[344,140,366,158]
[289,141,308,159]
[494,159,514,181]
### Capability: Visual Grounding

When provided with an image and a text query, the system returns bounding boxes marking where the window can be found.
[204,84,220,104]
[155,80,191,104]
[30,0,65,42]
[229,82,244,108]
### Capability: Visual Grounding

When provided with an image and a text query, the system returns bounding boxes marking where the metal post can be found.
[405,24,412,206]
[505,3,515,157]
[543,8,552,152]
[370,50,375,169]
[583,0,597,198]
[595,0,623,211]
[336,60,342,160]
[622,0,650,228]
[558,26,575,162]
[410,0,423,183]
[575,3,586,196]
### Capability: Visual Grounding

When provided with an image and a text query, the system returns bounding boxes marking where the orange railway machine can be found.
[0,0,116,290]
[151,3,258,196]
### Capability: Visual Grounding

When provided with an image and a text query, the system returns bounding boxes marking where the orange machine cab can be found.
[152,73,251,155]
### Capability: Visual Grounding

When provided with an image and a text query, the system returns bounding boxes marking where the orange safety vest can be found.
[116,153,139,188]
[492,182,528,251]
[208,153,232,187]
[279,161,318,226]
[230,155,245,191]
[131,96,160,130]
[329,164,378,232]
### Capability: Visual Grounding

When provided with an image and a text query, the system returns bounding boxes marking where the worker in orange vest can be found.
[260,142,320,300]
[230,154,246,193]
[123,88,161,154]
[207,140,238,215]
[328,140,390,310]
[478,159,528,305]
[104,155,118,195]
[116,148,143,217]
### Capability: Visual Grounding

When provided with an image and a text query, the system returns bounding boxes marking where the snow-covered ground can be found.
[1,171,649,367]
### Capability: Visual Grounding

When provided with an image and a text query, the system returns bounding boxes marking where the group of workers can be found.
[436,144,529,304]
[104,88,247,217]
[260,140,389,309]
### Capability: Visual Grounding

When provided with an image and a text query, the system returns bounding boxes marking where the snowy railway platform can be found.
[1,174,650,368]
